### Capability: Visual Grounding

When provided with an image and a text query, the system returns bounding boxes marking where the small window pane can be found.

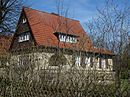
[23,18,27,24]
[75,56,81,66]
[85,57,91,66]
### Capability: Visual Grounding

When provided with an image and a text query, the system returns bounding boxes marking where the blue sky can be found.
[26,0,130,30]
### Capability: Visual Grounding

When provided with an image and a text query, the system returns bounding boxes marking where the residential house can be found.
[9,7,114,73]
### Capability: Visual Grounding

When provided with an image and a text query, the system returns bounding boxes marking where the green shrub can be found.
[121,71,129,79]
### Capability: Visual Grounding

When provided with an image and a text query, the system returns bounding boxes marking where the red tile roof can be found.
[0,35,12,55]
[23,7,113,55]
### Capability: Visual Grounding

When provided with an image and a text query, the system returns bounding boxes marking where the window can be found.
[108,59,112,65]
[94,57,99,65]
[108,59,113,67]
[66,36,70,42]
[99,58,106,69]
[75,56,81,66]
[22,18,27,24]
[63,35,66,41]
[72,37,77,43]
[59,34,77,43]
[106,59,108,69]
[101,59,106,69]
[59,34,66,42]
[90,57,93,68]
[99,58,102,69]
[18,32,30,42]
[85,57,91,66]
[69,37,72,42]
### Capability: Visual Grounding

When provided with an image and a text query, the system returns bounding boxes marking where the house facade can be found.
[9,7,114,73]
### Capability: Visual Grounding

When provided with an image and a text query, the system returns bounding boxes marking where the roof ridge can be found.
[23,6,80,22]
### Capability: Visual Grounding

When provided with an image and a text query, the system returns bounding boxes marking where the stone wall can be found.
[10,52,113,72]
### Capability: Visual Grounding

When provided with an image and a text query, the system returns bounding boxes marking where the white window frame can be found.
[18,33,30,42]
[101,59,106,69]
[72,37,77,43]
[66,36,70,42]
[22,18,27,24]
[75,56,81,66]
[59,34,77,43]
[85,57,91,66]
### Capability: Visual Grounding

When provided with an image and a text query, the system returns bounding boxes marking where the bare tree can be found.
[87,0,130,54]
[86,0,130,96]
[0,0,24,34]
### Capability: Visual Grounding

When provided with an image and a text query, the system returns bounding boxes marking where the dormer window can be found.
[18,32,30,42]
[58,33,77,43]
[71,37,77,43]
[22,18,27,24]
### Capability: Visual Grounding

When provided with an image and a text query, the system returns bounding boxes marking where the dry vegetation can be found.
[0,50,129,97]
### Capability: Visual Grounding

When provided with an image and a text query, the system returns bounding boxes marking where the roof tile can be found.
[23,7,113,55]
